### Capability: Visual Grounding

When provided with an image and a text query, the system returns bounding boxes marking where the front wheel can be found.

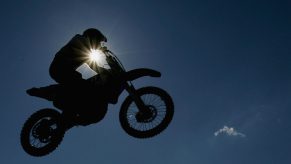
[119,87,174,138]
[20,109,65,156]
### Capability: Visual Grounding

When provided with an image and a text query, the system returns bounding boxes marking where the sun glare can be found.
[87,48,111,70]
[89,49,103,62]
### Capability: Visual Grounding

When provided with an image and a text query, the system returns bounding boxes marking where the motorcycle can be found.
[20,47,174,156]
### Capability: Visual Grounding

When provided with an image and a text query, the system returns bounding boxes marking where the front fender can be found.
[125,68,161,81]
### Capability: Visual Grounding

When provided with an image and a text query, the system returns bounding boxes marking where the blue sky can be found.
[0,0,290,163]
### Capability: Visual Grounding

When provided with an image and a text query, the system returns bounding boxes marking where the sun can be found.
[89,49,103,62]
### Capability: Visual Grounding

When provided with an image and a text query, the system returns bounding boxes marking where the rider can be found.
[28,28,112,126]
[49,28,107,85]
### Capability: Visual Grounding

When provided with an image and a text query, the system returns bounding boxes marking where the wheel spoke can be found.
[148,95,160,105]
[122,89,172,133]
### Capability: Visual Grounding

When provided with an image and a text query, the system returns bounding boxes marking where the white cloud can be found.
[214,126,246,137]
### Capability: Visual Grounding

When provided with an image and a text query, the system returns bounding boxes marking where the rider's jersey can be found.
[50,34,103,84]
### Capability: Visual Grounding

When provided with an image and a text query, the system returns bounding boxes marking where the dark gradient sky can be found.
[0,0,290,163]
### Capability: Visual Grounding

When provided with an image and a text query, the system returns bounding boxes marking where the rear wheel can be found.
[20,109,65,156]
[119,87,174,138]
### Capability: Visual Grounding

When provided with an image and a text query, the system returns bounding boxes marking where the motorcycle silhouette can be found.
[20,47,174,156]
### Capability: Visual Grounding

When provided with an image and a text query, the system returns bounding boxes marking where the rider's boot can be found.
[26,85,57,101]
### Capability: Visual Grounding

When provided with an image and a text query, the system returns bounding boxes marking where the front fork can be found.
[125,82,146,111]
[125,82,151,121]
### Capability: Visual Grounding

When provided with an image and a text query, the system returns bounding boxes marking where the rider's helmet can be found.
[82,28,107,43]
